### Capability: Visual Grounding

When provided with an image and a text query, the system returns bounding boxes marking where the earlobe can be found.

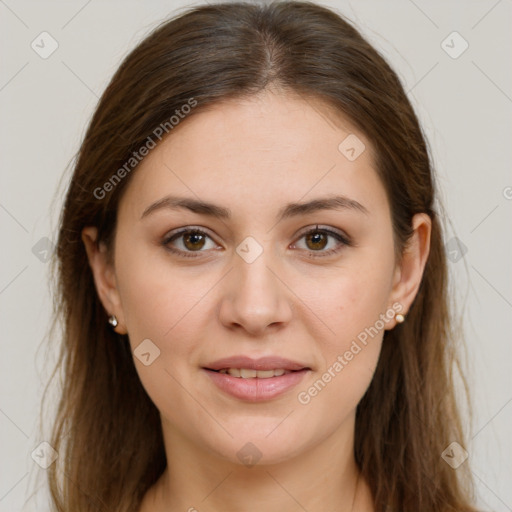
[81,227,127,335]
[388,213,432,328]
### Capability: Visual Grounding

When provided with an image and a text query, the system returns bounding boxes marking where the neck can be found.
[141,413,374,512]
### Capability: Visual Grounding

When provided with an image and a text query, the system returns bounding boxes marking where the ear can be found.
[81,226,127,335]
[387,213,431,328]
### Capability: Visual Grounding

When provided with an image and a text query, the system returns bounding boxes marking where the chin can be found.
[202,422,313,468]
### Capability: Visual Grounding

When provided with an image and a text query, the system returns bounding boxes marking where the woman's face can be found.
[88,91,427,466]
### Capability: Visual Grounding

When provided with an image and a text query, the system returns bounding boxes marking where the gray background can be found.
[1,0,511,510]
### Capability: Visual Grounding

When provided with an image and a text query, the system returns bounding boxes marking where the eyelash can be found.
[161,225,352,259]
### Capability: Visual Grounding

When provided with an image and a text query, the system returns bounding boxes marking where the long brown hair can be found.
[43,1,479,510]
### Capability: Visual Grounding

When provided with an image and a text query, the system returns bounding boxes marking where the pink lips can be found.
[205,355,309,372]
[202,355,311,402]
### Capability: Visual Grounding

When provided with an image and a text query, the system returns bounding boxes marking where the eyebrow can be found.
[140,194,369,221]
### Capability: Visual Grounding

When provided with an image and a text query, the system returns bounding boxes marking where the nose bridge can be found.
[218,233,292,333]
[234,236,281,302]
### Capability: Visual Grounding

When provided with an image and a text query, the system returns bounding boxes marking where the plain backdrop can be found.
[1,1,511,510]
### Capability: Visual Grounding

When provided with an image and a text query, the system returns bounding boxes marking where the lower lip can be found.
[203,369,309,402]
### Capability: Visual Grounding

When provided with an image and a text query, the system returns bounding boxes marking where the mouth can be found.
[205,368,305,378]
[204,355,311,373]
[201,356,311,402]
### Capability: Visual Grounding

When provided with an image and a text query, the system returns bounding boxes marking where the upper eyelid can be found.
[163,225,350,249]
[163,226,218,243]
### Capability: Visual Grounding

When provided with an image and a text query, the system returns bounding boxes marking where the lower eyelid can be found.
[163,230,216,251]
[162,228,350,257]
[292,233,349,256]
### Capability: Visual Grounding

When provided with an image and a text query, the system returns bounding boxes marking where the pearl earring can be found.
[108,315,118,328]
[395,313,405,324]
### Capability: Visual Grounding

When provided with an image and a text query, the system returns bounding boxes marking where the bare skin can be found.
[83,89,431,512]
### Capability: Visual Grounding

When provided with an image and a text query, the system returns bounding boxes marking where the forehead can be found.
[119,91,389,221]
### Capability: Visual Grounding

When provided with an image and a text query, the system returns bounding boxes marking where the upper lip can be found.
[204,356,310,372]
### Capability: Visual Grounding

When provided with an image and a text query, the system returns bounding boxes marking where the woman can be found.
[45,1,480,510]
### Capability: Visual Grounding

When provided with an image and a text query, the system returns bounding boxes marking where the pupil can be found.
[185,232,205,250]
[307,232,326,250]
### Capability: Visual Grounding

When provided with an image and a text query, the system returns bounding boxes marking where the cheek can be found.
[298,248,394,389]
[317,276,386,382]
[294,270,390,422]
[114,248,211,417]
[307,255,394,343]
[114,234,208,344]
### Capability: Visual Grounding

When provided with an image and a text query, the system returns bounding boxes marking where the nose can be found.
[218,247,293,336]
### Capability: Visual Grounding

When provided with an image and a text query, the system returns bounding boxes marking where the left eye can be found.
[291,226,351,257]
[162,226,350,258]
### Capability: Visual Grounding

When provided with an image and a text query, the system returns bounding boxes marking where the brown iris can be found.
[183,231,207,251]
[305,230,328,251]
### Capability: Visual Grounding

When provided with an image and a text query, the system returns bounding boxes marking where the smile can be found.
[217,368,291,378]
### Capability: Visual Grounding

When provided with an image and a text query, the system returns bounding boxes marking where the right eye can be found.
[162,227,220,258]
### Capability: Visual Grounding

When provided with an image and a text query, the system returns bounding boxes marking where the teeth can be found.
[218,368,291,378]
[240,368,257,378]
